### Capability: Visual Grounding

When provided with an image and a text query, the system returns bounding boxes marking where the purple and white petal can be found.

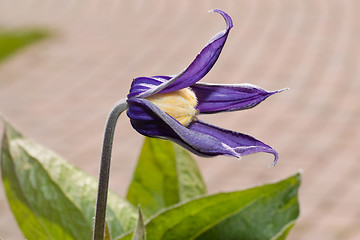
[189,120,279,165]
[127,76,168,98]
[133,9,233,99]
[127,98,239,157]
[127,98,277,164]
[191,83,286,114]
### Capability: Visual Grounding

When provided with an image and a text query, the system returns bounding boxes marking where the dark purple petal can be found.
[189,120,279,165]
[127,77,167,98]
[191,83,286,114]
[131,9,233,99]
[127,98,239,157]
[160,9,233,93]
[127,98,278,164]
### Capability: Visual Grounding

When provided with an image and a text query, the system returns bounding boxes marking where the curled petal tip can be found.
[277,87,290,93]
[268,87,289,96]
[209,9,233,29]
[269,151,279,168]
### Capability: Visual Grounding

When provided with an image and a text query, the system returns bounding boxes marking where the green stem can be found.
[93,99,128,240]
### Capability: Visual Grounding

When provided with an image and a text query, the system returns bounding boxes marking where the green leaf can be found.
[105,221,112,240]
[0,29,48,63]
[271,222,296,240]
[131,206,146,240]
[126,137,206,217]
[118,173,301,240]
[1,120,138,240]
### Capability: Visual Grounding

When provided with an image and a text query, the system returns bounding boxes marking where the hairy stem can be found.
[93,99,128,240]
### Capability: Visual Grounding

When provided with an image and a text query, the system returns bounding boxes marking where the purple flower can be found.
[126,9,284,165]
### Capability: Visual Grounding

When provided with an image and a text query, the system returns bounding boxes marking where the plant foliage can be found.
[1,120,300,240]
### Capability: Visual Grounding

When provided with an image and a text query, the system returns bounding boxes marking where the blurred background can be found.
[0,0,359,239]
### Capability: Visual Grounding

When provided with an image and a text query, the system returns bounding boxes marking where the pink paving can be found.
[0,0,359,239]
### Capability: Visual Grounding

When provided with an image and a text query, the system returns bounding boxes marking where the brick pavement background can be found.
[0,0,359,239]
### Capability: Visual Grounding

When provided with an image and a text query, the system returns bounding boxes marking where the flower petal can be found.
[191,83,286,114]
[127,98,239,157]
[127,76,167,98]
[133,9,233,99]
[189,120,279,165]
[127,98,278,165]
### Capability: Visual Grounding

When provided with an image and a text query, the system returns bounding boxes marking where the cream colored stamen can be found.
[146,88,198,126]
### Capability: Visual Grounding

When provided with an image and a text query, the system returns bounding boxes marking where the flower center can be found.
[146,88,198,126]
